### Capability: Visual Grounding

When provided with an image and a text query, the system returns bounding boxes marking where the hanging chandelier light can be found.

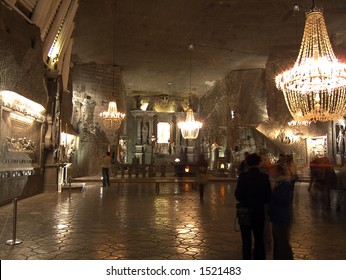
[100,101,125,130]
[178,43,203,139]
[178,108,203,139]
[275,3,346,122]
[100,0,125,131]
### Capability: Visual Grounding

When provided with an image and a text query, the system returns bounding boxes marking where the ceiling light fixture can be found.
[100,0,125,130]
[100,101,125,130]
[275,1,346,122]
[0,91,46,121]
[178,43,202,139]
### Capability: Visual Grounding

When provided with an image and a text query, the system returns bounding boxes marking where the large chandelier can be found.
[178,108,203,139]
[100,101,125,130]
[100,0,125,131]
[178,43,203,139]
[275,6,346,122]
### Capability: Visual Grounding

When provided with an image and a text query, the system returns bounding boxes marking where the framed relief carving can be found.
[0,91,45,176]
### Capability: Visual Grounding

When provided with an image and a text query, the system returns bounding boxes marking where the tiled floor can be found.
[0,180,346,260]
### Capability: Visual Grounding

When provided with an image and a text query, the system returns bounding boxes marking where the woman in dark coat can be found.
[268,164,294,260]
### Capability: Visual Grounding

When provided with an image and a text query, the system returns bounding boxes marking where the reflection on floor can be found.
[0,181,346,260]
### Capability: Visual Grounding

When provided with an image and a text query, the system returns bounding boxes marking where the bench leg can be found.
[155,182,160,194]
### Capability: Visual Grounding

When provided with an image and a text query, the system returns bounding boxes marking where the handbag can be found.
[236,203,251,225]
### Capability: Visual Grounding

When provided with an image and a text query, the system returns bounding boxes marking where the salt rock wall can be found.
[0,5,47,106]
[0,5,48,205]
[70,63,127,176]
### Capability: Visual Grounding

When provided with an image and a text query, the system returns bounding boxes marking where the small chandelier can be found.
[275,5,346,122]
[100,101,125,130]
[178,108,203,139]
[178,43,203,139]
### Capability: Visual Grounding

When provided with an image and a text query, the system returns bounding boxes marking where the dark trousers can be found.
[102,168,110,187]
[199,183,205,199]
[272,223,293,260]
[239,221,266,260]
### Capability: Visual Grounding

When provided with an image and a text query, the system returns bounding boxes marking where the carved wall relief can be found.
[81,96,96,132]
[1,110,41,164]
[153,96,177,112]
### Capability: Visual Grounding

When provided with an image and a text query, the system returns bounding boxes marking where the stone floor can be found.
[0,180,346,260]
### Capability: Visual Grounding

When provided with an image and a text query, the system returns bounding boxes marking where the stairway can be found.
[251,128,286,156]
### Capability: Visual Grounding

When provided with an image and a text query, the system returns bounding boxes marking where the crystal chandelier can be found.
[178,108,203,139]
[100,0,125,131]
[100,101,125,130]
[178,43,203,139]
[275,5,346,122]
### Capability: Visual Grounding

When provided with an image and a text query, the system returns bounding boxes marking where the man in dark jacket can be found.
[235,153,272,260]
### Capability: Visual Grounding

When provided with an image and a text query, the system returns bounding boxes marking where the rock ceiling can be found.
[71,0,346,97]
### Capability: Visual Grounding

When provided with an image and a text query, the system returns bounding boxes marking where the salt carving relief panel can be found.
[0,110,42,177]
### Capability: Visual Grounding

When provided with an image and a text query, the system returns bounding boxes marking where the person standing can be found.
[238,151,249,174]
[286,154,298,202]
[235,153,272,260]
[101,151,111,187]
[196,154,208,200]
[268,164,294,260]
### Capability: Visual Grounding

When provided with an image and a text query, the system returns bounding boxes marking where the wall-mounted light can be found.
[140,99,149,111]
[288,120,311,126]
[60,132,67,146]
[1,91,45,122]
[10,112,34,124]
